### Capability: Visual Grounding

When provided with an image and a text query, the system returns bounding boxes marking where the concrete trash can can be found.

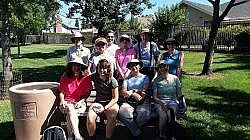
[9,82,59,140]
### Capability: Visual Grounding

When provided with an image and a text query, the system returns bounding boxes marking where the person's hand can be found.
[92,105,104,114]
[74,101,83,109]
[177,67,182,78]
[160,102,168,112]
[131,92,143,101]
[60,100,66,109]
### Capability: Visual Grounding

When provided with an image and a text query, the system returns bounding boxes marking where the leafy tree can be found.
[0,0,60,98]
[62,0,153,36]
[151,4,187,45]
[201,0,250,75]
[128,15,141,32]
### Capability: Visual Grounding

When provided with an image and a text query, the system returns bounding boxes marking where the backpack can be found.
[41,126,67,140]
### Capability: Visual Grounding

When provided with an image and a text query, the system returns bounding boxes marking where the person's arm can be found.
[177,52,184,79]
[59,92,65,108]
[104,86,119,110]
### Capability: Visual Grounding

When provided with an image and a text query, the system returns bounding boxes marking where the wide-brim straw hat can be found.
[164,38,180,46]
[118,34,132,43]
[95,37,107,44]
[71,32,85,42]
[126,59,143,69]
[157,60,170,67]
[68,56,88,69]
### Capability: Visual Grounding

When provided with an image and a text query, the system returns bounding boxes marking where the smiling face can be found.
[106,33,115,45]
[96,42,106,54]
[119,37,130,49]
[129,63,140,76]
[158,63,169,75]
[97,60,111,78]
[74,37,83,47]
[140,33,150,43]
[71,62,82,76]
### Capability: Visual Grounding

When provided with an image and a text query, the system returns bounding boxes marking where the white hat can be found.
[95,37,107,44]
[157,60,170,67]
[140,28,150,34]
[68,56,87,68]
[126,59,143,69]
[118,34,131,43]
[71,32,85,42]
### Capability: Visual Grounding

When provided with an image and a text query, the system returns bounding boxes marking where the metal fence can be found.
[0,71,23,97]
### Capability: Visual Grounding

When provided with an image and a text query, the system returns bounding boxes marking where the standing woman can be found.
[86,59,119,140]
[115,34,136,88]
[88,37,108,73]
[67,32,90,66]
[160,38,184,81]
[58,56,93,140]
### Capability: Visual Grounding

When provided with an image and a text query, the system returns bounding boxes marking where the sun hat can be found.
[68,56,88,68]
[126,59,143,69]
[71,32,85,42]
[140,28,150,34]
[157,60,170,67]
[95,37,107,44]
[164,38,179,46]
[118,34,131,43]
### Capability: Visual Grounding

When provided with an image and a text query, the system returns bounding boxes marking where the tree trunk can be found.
[201,22,220,75]
[1,3,13,99]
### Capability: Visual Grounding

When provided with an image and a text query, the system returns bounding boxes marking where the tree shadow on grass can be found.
[12,49,66,60]
[213,55,250,72]
[17,65,65,83]
[0,121,15,140]
[186,86,250,139]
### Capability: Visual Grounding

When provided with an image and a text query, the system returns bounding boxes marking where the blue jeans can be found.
[118,102,151,136]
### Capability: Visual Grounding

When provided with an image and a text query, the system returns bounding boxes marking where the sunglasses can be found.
[129,63,139,69]
[120,37,130,42]
[107,36,114,38]
[97,43,105,47]
[158,64,168,69]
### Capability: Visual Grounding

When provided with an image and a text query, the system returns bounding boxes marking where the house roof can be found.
[181,0,250,20]
[220,0,250,19]
[181,0,215,16]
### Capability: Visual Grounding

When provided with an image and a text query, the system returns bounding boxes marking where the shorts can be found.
[59,101,87,116]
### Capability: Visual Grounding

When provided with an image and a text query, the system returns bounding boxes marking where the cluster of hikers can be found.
[57,29,186,140]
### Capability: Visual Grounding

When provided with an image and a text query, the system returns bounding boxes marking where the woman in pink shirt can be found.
[115,34,136,88]
[58,56,93,140]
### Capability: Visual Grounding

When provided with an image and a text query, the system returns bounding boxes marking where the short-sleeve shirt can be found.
[105,44,119,65]
[90,73,118,102]
[133,41,160,67]
[67,45,90,65]
[153,74,181,100]
[115,48,136,79]
[124,73,149,91]
[161,50,182,76]
[59,74,93,103]
[89,52,108,73]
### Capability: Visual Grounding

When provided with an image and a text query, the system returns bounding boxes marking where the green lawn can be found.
[0,44,250,140]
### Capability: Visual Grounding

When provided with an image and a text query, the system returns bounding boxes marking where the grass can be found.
[0,44,250,140]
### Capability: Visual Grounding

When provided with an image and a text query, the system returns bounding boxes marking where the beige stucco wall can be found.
[186,6,212,26]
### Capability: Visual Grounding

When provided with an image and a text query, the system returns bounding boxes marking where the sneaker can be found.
[74,133,84,140]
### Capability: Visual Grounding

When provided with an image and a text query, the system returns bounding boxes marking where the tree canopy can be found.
[62,0,153,36]
[151,4,187,44]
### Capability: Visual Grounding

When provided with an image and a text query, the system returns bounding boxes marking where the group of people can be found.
[57,29,185,140]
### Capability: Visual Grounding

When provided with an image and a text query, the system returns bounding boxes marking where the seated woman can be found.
[118,59,151,137]
[86,59,119,140]
[58,56,93,140]
[152,60,183,140]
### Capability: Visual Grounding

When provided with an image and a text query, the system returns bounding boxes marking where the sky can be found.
[59,0,230,27]
[142,0,230,15]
